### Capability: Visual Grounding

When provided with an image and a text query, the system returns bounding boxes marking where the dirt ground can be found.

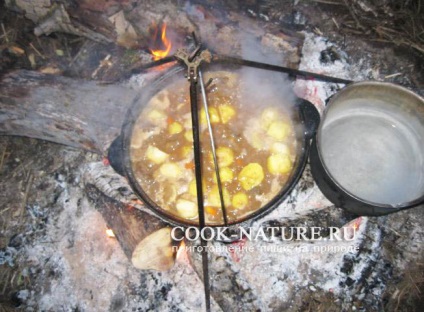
[1,0,423,311]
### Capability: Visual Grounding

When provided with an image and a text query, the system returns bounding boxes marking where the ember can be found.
[106,228,115,238]
[176,240,188,264]
[150,22,172,60]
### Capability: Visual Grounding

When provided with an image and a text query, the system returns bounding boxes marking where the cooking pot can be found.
[110,65,423,224]
[108,65,320,226]
[310,81,424,216]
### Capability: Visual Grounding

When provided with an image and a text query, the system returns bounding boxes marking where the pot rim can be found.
[315,81,424,209]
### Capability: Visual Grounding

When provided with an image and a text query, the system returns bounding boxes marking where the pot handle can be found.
[297,99,320,139]
[108,135,126,176]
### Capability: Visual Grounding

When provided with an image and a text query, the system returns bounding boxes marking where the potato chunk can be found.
[131,130,156,149]
[184,130,194,142]
[188,178,207,197]
[176,199,198,219]
[216,147,234,167]
[200,107,220,125]
[183,115,192,129]
[162,183,177,204]
[158,163,182,179]
[267,154,292,175]
[207,185,231,207]
[261,107,280,130]
[238,163,264,191]
[168,121,183,135]
[188,179,197,197]
[145,146,169,164]
[149,90,170,110]
[213,167,233,184]
[147,109,167,127]
[218,105,236,124]
[179,145,192,158]
[250,131,265,150]
[267,121,290,141]
[232,192,248,209]
[271,142,289,155]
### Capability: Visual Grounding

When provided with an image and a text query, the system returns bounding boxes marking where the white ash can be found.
[24,179,129,311]
[168,262,222,311]
[19,157,215,311]
[83,162,140,206]
[294,34,347,112]
[185,215,367,310]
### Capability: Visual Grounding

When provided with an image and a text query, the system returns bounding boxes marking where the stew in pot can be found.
[130,71,298,225]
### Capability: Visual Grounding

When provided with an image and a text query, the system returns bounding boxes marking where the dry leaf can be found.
[9,46,25,55]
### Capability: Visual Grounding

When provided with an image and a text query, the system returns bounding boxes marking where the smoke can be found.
[184,2,297,134]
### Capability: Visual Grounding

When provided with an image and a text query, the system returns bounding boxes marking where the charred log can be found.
[85,183,176,271]
[0,70,137,153]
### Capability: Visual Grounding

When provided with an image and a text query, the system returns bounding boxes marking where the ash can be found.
[1,8,423,312]
[0,140,217,311]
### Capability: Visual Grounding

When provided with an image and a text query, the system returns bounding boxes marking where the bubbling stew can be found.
[130,71,298,225]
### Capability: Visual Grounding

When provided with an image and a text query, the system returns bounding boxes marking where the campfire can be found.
[149,22,172,61]
[0,0,423,311]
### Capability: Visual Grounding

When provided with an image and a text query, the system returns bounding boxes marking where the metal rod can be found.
[129,56,176,75]
[189,33,212,311]
[189,79,211,312]
[198,70,229,227]
[213,54,354,84]
[189,45,202,62]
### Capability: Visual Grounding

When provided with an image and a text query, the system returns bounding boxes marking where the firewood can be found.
[0,70,138,154]
[85,182,178,271]
[83,161,180,271]
[34,4,114,43]
[132,227,175,271]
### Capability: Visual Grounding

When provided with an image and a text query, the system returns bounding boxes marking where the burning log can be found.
[85,182,177,271]
[83,162,180,271]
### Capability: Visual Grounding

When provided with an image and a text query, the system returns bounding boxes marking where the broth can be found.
[130,71,297,225]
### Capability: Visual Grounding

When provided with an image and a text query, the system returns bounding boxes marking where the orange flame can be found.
[106,229,115,238]
[150,23,172,61]
[176,240,189,264]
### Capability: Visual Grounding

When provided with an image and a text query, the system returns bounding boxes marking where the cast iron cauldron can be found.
[108,65,320,227]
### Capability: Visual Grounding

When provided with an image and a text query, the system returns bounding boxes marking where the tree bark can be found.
[0,70,138,154]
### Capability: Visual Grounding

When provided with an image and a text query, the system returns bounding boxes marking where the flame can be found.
[176,240,188,263]
[106,229,115,238]
[150,23,172,61]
